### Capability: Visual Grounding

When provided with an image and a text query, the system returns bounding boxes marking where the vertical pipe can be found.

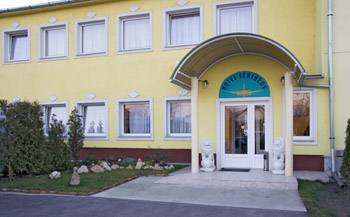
[285,72,294,176]
[191,77,199,173]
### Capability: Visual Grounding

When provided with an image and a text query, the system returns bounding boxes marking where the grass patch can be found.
[298,180,336,217]
[0,165,187,193]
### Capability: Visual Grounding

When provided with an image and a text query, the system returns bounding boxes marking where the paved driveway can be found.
[0,193,307,217]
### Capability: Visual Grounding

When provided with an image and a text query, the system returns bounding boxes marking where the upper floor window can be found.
[2,27,30,64]
[38,22,68,60]
[40,102,68,135]
[213,0,257,36]
[117,11,152,53]
[163,5,203,49]
[75,17,108,57]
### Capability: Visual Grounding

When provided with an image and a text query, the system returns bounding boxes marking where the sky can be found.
[0,0,57,9]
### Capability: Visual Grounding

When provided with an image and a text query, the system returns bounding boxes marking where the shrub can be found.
[341,118,350,183]
[47,115,71,171]
[82,148,98,166]
[145,152,169,166]
[67,108,85,166]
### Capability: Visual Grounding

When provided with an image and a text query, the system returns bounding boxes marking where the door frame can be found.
[216,97,273,170]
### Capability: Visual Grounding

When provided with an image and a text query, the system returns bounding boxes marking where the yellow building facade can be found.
[0,0,345,172]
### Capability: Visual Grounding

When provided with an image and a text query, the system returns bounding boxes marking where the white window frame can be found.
[2,27,30,64]
[38,22,68,61]
[116,98,153,140]
[163,96,191,140]
[116,11,153,54]
[283,87,317,145]
[75,99,108,140]
[162,5,203,50]
[39,101,69,136]
[213,0,258,36]
[75,17,108,58]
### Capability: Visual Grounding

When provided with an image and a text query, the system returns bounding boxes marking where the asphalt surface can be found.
[0,193,308,217]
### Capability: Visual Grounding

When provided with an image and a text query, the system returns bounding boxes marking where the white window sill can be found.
[84,135,108,141]
[117,135,153,141]
[163,44,198,51]
[117,48,153,55]
[293,139,318,145]
[2,59,30,64]
[164,136,191,141]
[75,52,108,58]
[38,56,68,62]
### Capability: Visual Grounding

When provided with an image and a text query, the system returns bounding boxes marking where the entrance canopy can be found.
[169,33,307,90]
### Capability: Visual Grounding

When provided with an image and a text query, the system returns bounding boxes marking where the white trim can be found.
[116,97,154,140]
[212,0,258,36]
[116,11,153,54]
[283,87,318,145]
[163,96,191,140]
[162,4,203,50]
[38,22,68,61]
[39,101,69,135]
[2,27,31,64]
[75,99,109,140]
[216,97,273,170]
[74,16,108,58]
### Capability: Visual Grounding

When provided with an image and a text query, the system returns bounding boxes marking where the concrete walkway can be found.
[93,175,306,212]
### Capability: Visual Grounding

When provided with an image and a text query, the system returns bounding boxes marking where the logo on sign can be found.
[219,71,270,98]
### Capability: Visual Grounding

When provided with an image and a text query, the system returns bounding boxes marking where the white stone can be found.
[119,166,125,169]
[128,91,139,98]
[176,0,188,6]
[86,93,96,100]
[49,171,61,179]
[48,17,57,23]
[169,165,174,169]
[49,95,57,102]
[12,96,20,102]
[178,88,189,96]
[135,158,143,170]
[101,161,111,171]
[126,165,134,170]
[77,165,89,174]
[86,11,96,18]
[272,137,285,175]
[199,138,216,172]
[91,165,105,173]
[111,164,119,170]
[12,22,19,28]
[129,5,139,12]
[70,167,80,186]
[150,166,155,170]
[143,165,150,169]
[154,163,163,171]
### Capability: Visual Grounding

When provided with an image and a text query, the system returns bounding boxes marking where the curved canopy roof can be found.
[169,33,307,90]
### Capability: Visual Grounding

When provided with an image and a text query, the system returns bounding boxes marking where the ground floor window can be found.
[76,100,108,139]
[39,102,68,135]
[163,96,191,140]
[116,98,153,140]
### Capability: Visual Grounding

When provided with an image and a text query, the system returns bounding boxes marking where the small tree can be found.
[68,108,84,166]
[47,115,71,171]
[341,118,350,183]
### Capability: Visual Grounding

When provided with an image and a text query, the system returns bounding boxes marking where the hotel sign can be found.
[219,71,270,98]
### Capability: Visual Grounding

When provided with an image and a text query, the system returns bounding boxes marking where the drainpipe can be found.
[328,0,345,188]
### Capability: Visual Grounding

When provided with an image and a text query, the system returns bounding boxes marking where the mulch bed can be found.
[0,174,166,196]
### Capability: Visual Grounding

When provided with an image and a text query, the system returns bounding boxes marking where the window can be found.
[116,98,153,140]
[117,11,152,53]
[284,88,317,145]
[75,17,108,57]
[163,5,203,49]
[2,27,30,64]
[163,97,191,140]
[213,0,257,36]
[76,100,108,139]
[38,23,68,60]
[40,102,68,135]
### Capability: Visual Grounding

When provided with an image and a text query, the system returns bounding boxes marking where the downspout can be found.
[328,0,345,188]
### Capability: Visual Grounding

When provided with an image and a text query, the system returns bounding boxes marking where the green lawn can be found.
[298,180,336,217]
[0,165,187,193]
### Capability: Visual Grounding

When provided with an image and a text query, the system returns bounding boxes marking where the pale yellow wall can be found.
[0,0,331,155]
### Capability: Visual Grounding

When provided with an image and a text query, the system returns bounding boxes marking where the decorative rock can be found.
[169,165,174,169]
[77,165,89,174]
[135,158,143,170]
[143,165,150,170]
[49,171,61,179]
[101,161,111,171]
[154,163,164,171]
[126,165,134,170]
[111,164,120,170]
[91,165,105,173]
[119,166,125,169]
[122,158,135,163]
[70,167,80,186]
[150,166,155,170]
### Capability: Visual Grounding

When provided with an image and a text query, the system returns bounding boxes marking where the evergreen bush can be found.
[68,107,85,166]
[341,118,350,183]
[47,115,71,171]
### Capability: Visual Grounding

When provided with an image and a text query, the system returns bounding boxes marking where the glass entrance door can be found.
[221,102,266,169]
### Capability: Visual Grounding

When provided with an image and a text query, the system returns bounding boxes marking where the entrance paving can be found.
[93,169,306,212]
